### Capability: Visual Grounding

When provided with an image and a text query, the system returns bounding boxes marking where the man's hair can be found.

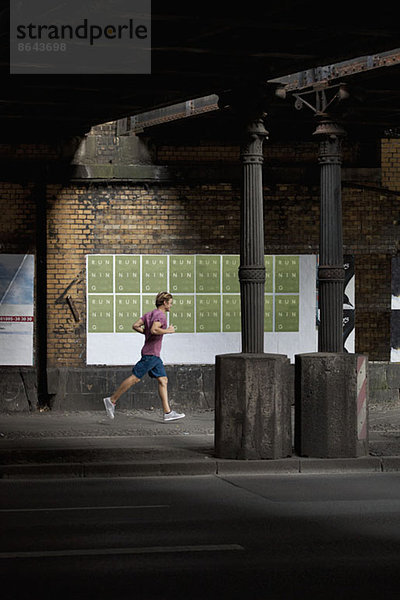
[155,292,173,307]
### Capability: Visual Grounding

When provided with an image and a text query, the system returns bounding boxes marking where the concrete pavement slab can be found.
[1,406,400,478]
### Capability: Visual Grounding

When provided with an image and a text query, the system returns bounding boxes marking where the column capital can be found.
[243,116,269,139]
[241,117,269,163]
[313,115,347,139]
[313,116,346,165]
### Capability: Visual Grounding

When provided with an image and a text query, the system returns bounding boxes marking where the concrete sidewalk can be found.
[1,405,400,478]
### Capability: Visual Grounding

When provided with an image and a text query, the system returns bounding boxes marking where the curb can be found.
[2,456,400,479]
[216,456,395,475]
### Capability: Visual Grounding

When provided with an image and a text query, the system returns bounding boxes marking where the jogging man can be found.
[103,292,185,422]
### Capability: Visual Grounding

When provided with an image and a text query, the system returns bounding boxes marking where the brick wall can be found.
[382,138,400,191]
[1,134,399,371]
[156,140,360,165]
[0,182,36,254]
[46,182,240,367]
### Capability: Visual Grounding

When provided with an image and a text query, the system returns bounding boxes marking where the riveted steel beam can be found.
[271,48,400,92]
[126,95,219,133]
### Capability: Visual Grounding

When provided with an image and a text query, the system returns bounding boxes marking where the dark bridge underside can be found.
[1,2,400,141]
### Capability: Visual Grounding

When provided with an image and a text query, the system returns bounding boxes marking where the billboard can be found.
[87,254,317,365]
[0,254,34,365]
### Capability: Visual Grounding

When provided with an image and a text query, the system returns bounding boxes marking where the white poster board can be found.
[0,254,34,365]
[87,254,318,365]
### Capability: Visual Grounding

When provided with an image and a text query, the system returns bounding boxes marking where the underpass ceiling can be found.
[1,3,399,141]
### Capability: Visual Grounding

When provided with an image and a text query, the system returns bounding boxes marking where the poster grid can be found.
[86,254,301,335]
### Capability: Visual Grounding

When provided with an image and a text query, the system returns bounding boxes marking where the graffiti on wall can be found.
[316,255,355,353]
[391,255,400,362]
[343,255,355,353]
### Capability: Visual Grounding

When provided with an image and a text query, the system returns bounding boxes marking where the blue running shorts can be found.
[132,355,167,379]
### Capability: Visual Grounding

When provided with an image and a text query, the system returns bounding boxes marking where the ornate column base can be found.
[295,353,369,458]
[215,353,292,459]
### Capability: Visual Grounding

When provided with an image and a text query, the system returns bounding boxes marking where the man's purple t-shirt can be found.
[141,309,167,357]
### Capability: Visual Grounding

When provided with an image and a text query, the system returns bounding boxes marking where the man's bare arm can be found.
[132,318,145,334]
[151,320,175,335]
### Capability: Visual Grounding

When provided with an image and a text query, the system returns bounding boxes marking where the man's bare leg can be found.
[159,377,185,421]
[157,376,171,414]
[111,374,140,404]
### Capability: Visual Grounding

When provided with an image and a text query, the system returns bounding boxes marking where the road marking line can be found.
[0,505,169,513]
[0,544,244,559]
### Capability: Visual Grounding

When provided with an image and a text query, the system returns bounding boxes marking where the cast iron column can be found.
[314,117,346,352]
[239,116,268,353]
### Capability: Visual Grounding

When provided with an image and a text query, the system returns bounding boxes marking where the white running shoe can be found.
[163,409,185,422]
[103,397,115,419]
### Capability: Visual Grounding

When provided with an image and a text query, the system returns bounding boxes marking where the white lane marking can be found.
[0,504,169,513]
[0,544,244,559]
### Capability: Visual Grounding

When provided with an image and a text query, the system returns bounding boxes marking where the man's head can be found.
[155,292,173,311]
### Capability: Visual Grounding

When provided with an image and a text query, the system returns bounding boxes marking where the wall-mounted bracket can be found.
[289,83,349,116]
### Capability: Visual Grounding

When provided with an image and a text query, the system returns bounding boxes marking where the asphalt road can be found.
[2,473,400,599]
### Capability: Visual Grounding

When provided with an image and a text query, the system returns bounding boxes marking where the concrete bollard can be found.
[295,353,369,458]
[214,353,292,459]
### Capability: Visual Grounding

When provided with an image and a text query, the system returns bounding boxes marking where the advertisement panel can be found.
[87,254,317,364]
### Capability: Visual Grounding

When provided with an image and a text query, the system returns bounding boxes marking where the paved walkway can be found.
[1,405,400,478]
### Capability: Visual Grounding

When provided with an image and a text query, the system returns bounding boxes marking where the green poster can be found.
[142,256,168,293]
[196,256,221,293]
[196,295,221,332]
[87,255,113,293]
[223,295,241,332]
[86,254,304,338]
[142,294,157,315]
[264,294,273,332]
[275,295,299,332]
[115,255,140,293]
[170,295,195,332]
[170,256,195,293]
[88,295,114,332]
[275,256,299,293]
[265,256,274,293]
[115,295,140,332]
[222,255,240,293]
